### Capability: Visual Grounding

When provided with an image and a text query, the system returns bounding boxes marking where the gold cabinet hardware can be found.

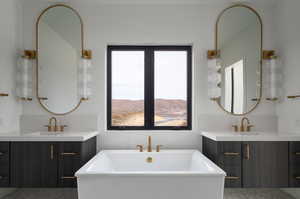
[136,145,144,152]
[245,144,250,160]
[61,176,76,180]
[287,95,300,99]
[50,145,54,160]
[0,93,9,97]
[61,152,78,156]
[156,145,163,152]
[225,176,240,180]
[224,152,240,156]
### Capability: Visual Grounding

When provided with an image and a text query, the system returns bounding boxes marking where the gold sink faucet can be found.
[45,117,58,132]
[232,117,254,132]
[44,117,68,132]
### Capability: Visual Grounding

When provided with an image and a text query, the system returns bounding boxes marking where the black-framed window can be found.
[107,46,192,130]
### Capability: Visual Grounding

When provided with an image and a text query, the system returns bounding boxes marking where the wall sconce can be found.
[207,50,221,101]
[16,50,36,101]
[78,50,92,100]
[263,50,281,101]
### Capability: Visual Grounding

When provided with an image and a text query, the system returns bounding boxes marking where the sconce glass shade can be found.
[208,58,221,100]
[264,58,282,100]
[78,58,92,100]
[16,57,33,99]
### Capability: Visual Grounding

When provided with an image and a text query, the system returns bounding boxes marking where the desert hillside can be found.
[111,99,187,126]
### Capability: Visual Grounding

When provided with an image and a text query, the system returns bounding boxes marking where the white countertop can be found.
[202,131,300,141]
[0,131,99,142]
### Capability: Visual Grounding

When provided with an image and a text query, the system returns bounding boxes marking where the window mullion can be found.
[144,48,154,129]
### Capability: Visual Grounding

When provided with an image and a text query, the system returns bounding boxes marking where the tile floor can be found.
[1,188,296,199]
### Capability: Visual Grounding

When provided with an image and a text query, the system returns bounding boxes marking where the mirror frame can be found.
[214,4,263,116]
[36,4,84,115]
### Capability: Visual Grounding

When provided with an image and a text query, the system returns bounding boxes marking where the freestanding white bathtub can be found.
[76,150,225,199]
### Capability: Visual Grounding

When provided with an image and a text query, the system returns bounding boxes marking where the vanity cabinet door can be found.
[58,142,82,187]
[242,142,289,188]
[0,142,10,187]
[58,137,96,188]
[11,142,58,187]
[289,142,300,187]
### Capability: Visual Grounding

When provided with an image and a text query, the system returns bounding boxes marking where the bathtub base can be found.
[77,176,224,199]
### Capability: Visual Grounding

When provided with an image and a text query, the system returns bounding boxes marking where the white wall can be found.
[19,1,278,150]
[0,0,22,134]
[0,0,22,196]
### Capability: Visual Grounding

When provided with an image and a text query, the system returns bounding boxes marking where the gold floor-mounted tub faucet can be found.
[136,136,163,152]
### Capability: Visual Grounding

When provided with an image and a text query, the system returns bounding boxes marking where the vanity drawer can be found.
[218,142,242,167]
[0,142,10,187]
[222,166,242,188]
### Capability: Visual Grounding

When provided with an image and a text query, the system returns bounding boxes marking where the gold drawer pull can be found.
[0,93,9,97]
[61,152,78,156]
[224,152,239,156]
[295,176,300,180]
[225,176,240,180]
[61,176,76,180]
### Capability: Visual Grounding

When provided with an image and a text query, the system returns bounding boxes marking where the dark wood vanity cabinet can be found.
[203,137,289,188]
[0,142,10,187]
[9,137,96,188]
[289,142,300,187]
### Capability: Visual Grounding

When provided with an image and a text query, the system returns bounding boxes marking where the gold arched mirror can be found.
[36,5,84,115]
[215,4,262,115]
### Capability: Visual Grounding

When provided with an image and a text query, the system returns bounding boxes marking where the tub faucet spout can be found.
[147,136,152,152]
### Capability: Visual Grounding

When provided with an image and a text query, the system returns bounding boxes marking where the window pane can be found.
[111,51,144,126]
[154,51,188,127]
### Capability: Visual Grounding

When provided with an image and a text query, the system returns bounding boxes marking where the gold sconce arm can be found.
[82,50,92,59]
[22,50,37,59]
[0,93,9,97]
[207,50,220,59]
[262,50,277,60]
[287,95,300,99]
